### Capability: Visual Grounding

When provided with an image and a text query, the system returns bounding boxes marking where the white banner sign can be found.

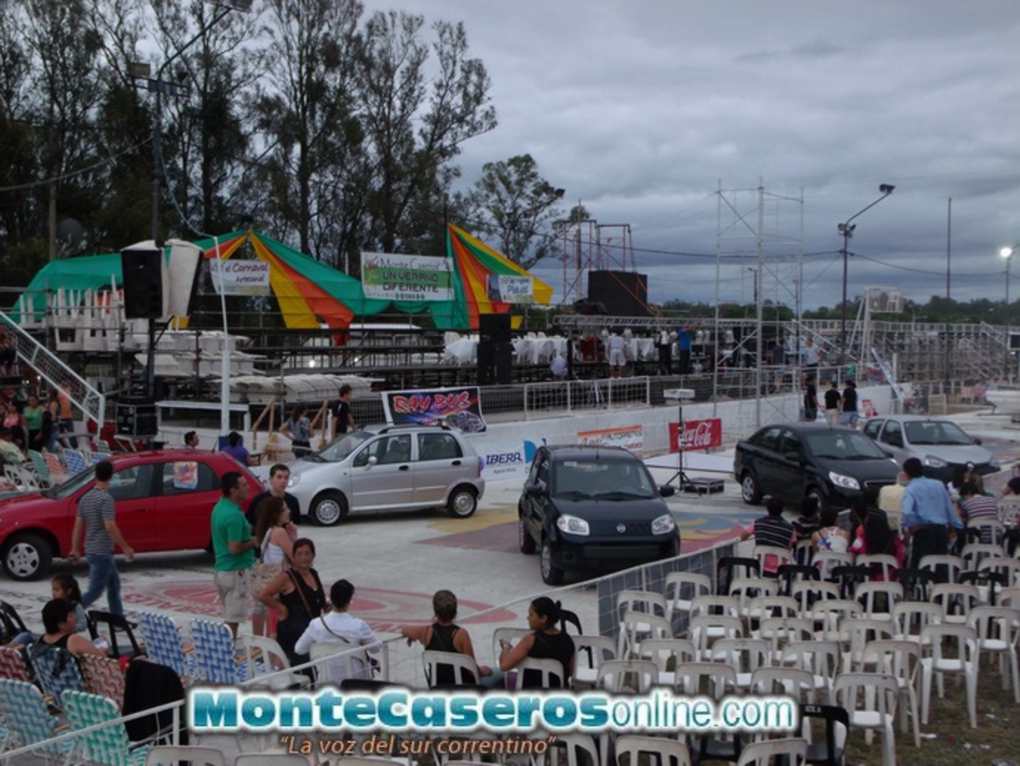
[209,260,270,296]
[487,274,533,304]
[361,252,453,302]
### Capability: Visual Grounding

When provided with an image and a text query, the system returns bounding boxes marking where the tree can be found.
[358,13,497,254]
[469,153,564,269]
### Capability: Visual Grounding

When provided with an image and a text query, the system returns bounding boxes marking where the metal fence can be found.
[0,539,739,764]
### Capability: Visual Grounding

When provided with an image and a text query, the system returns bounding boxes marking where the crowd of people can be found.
[741,455,1020,581]
[0,385,78,465]
[802,376,860,425]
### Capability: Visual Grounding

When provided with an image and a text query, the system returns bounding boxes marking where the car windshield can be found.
[552,459,656,499]
[43,467,95,499]
[308,431,372,463]
[806,431,887,460]
[904,421,972,446]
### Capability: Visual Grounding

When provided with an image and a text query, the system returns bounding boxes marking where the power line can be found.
[0,137,153,193]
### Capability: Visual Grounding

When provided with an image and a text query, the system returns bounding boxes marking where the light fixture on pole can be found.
[838,184,895,369]
[1001,245,1015,380]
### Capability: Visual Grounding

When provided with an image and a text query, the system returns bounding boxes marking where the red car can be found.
[0,450,263,581]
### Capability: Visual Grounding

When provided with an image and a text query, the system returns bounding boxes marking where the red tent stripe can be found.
[260,248,353,329]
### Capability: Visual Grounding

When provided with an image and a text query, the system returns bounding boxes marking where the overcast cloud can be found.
[364,0,1020,308]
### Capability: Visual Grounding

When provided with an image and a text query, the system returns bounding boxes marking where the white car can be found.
[282,424,486,525]
[862,415,998,481]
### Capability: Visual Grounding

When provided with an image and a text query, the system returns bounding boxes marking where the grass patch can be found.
[844,673,1020,766]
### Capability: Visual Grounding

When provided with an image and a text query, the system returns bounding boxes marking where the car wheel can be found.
[540,537,564,586]
[741,471,763,505]
[446,486,478,518]
[519,513,536,554]
[806,487,827,512]
[310,491,347,527]
[3,533,52,581]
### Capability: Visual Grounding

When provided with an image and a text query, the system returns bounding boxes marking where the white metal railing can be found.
[0,309,106,426]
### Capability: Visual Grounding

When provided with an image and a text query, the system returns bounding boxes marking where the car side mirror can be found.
[659,485,676,498]
[973,437,983,445]
[367,455,378,466]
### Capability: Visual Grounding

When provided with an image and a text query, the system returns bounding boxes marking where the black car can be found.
[734,423,899,511]
[518,445,679,585]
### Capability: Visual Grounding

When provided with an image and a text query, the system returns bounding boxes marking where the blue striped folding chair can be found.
[63,689,153,766]
[62,448,88,475]
[190,619,250,684]
[138,612,196,682]
[0,678,76,760]
[28,641,86,708]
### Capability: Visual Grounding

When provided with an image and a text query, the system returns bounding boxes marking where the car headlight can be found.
[827,472,860,491]
[287,474,301,488]
[922,455,947,468]
[651,513,676,535]
[556,514,590,536]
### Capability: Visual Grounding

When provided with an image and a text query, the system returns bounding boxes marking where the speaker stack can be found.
[587,270,650,317]
[121,248,163,319]
[478,313,513,386]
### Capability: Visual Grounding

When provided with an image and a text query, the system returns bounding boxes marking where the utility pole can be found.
[755,181,764,429]
[945,197,951,392]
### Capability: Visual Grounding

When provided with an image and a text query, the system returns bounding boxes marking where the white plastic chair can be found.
[743,595,799,626]
[970,518,1006,547]
[755,617,813,655]
[968,605,1020,704]
[856,553,899,582]
[753,544,794,574]
[492,627,530,666]
[980,557,1020,589]
[241,636,311,690]
[811,599,863,641]
[781,640,841,698]
[615,734,690,766]
[513,657,567,690]
[640,638,696,688]
[845,619,895,672]
[235,756,309,766]
[664,572,712,624]
[833,672,899,766]
[1000,587,1020,609]
[962,543,1004,572]
[691,595,741,621]
[892,601,943,646]
[920,624,979,728]
[422,650,481,688]
[595,659,657,694]
[689,615,741,659]
[814,550,852,580]
[750,666,815,704]
[673,661,737,700]
[932,583,980,626]
[572,635,616,687]
[709,638,770,690]
[549,733,604,766]
[920,554,962,584]
[856,581,903,623]
[147,747,226,766]
[791,580,841,617]
[862,639,922,748]
[735,738,807,766]
[618,613,673,660]
[728,577,778,610]
[617,590,668,625]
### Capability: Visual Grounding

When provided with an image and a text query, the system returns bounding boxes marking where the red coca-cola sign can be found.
[669,418,722,452]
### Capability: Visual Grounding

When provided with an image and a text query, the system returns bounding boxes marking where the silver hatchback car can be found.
[285,424,486,525]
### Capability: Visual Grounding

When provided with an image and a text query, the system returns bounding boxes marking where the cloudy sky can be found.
[366,0,1020,308]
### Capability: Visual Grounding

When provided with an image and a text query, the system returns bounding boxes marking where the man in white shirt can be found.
[802,337,819,368]
[607,330,626,378]
[878,471,907,532]
[294,579,378,683]
[550,353,567,380]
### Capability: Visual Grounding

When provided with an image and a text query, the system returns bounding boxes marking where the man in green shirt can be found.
[211,471,257,636]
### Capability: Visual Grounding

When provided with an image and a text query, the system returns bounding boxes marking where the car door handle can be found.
[398,465,409,471]
[451,460,461,466]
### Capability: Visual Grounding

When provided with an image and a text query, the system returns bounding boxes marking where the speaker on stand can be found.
[121,248,164,405]
[478,314,513,386]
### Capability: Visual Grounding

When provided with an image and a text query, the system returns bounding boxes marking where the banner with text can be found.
[577,425,644,451]
[209,260,270,295]
[382,386,487,432]
[362,252,453,302]
[668,418,722,452]
[487,274,534,304]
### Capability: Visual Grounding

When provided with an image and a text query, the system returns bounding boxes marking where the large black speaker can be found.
[116,398,157,437]
[479,313,512,344]
[121,249,163,319]
[587,270,649,317]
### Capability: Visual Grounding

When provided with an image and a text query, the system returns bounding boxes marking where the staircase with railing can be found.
[0,310,105,426]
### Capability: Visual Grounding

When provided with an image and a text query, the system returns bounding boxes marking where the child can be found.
[7,573,89,646]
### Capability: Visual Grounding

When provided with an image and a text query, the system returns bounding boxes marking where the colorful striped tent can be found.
[446,224,553,330]
[15,226,551,331]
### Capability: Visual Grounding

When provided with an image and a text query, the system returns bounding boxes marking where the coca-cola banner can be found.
[668,418,722,452]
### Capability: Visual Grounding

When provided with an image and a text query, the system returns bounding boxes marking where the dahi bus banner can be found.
[382,385,487,433]
[487,274,534,304]
[361,252,454,302]
[209,259,270,295]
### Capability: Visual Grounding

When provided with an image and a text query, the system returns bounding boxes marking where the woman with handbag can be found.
[258,538,325,669]
[251,496,296,637]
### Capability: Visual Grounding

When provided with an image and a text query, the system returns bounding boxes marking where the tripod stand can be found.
[665,400,690,489]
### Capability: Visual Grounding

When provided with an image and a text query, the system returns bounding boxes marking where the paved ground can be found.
[2,408,1019,674]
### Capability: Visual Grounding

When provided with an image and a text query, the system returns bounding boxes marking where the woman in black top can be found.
[499,597,575,689]
[401,590,491,687]
[258,538,325,667]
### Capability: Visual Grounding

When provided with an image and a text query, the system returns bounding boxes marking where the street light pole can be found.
[1002,246,1015,380]
[838,184,896,369]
